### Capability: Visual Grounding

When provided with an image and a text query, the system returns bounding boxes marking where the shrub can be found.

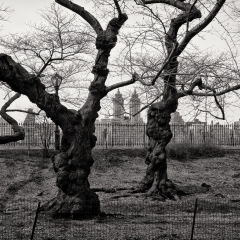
[92,148,147,161]
[166,143,226,161]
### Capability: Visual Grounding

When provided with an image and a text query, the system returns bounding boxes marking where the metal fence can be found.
[1,122,240,149]
[0,198,240,239]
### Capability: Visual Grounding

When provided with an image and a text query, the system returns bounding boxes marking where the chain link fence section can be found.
[1,198,240,239]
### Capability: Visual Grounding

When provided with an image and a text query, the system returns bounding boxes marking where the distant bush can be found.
[167,143,226,161]
[0,148,147,160]
[0,145,226,162]
[0,149,57,159]
[92,148,147,161]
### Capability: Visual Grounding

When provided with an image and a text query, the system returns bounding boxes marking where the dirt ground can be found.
[0,149,240,239]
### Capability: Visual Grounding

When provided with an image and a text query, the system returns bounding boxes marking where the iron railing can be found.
[1,122,240,149]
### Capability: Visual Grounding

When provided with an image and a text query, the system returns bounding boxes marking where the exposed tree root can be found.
[40,190,100,219]
[92,187,134,193]
[130,181,212,201]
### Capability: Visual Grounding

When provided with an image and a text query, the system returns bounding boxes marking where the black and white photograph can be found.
[0,0,240,239]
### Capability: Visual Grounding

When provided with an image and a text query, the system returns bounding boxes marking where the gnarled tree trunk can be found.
[138,61,179,200]
[136,0,204,200]
[43,117,100,218]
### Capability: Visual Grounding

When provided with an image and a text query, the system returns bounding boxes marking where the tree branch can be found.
[106,72,138,92]
[133,93,162,117]
[186,0,198,33]
[177,75,240,99]
[177,77,202,98]
[0,93,25,144]
[144,0,192,12]
[113,0,123,18]
[130,43,178,87]
[198,108,225,120]
[6,109,41,115]
[180,84,240,98]
[178,76,227,120]
[0,54,76,128]
[151,42,178,85]
[80,4,128,119]
[55,0,103,35]
[176,0,226,56]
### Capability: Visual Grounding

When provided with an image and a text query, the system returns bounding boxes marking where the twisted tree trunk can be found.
[136,0,205,200]
[138,61,179,200]
[44,117,100,218]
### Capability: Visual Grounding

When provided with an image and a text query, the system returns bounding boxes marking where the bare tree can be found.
[126,0,240,200]
[36,114,55,158]
[0,3,95,149]
[0,3,11,23]
[0,0,131,218]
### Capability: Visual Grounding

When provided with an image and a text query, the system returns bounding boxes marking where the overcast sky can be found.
[2,0,53,33]
[1,0,239,123]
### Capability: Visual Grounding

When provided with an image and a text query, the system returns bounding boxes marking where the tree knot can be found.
[156,112,170,126]
[148,110,170,124]
[89,81,107,96]
[96,31,116,50]
[109,14,128,29]
[109,18,122,30]
[96,32,107,49]
[91,64,109,77]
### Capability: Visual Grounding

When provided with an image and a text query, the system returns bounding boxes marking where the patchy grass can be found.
[0,149,57,159]
[1,148,240,239]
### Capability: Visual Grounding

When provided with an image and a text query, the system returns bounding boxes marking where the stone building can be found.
[94,89,144,147]
[112,89,125,120]
[112,89,143,123]
[129,89,141,122]
[170,111,185,125]
[23,108,35,125]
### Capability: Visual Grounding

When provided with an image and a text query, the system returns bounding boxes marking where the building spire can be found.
[132,88,138,98]
[113,89,124,120]
[130,89,141,122]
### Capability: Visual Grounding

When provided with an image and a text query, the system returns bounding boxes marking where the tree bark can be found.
[42,117,100,219]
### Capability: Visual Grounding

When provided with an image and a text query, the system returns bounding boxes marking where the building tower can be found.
[112,89,124,120]
[23,108,35,125]
[23,108,36,145]
[170,111,184,125]
[130,89,141,122]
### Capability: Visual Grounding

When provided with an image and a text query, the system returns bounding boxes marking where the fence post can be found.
[27,128,30,156]
[30,202,41,240]
[231,128,235,146]
[190,198,198,240]
[143,124,146,148]
[190,130,193,144]
[111,123,114,147]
